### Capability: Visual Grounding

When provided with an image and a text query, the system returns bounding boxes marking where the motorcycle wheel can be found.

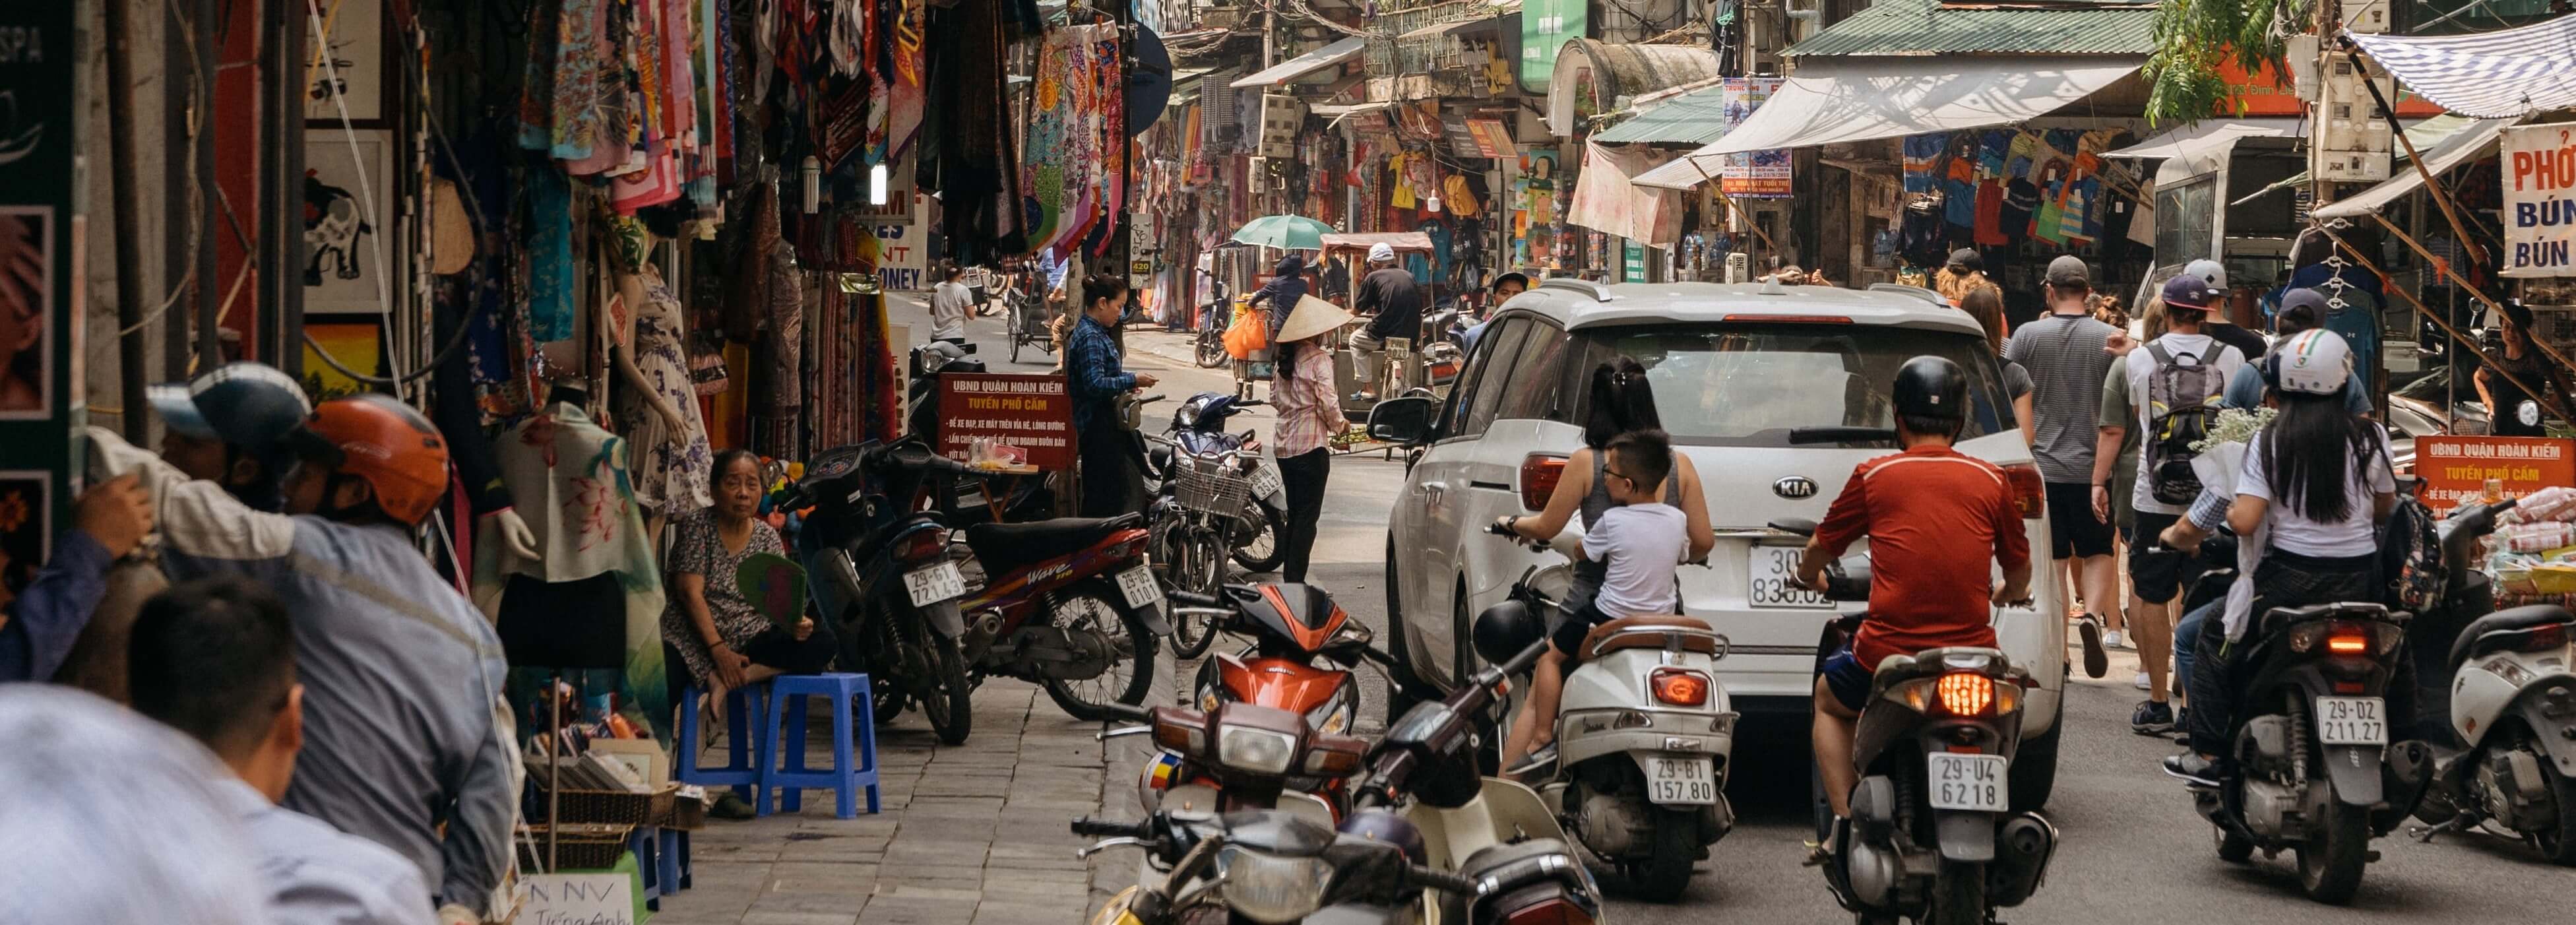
[1620,808,1698,902]
[1040,578,1162,720]
[2009,720,2061,812]
[1195,330,1228,368]
[897,611,974,746]
[2536,751,2576,865]
[1926,860,1987,925]
[841,612,910,726]
[2214,823,2255,864]
[1229,501,1284,574]
[2295,792,2370,904]
[1167,531,1225,660]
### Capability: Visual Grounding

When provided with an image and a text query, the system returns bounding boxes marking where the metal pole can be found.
[257,0,286,367]
[195,0,222,367]
[105,0,150,441]
[163,0,192,381]
[258,0,306,378]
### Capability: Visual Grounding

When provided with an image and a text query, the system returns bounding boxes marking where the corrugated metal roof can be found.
[1593,82,1736,144]
[1785,0,2156,57]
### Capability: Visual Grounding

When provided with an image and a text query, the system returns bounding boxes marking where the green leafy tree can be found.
[2143,0,2314,125]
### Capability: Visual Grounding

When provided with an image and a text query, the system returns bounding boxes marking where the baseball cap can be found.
[2183,258,2228,290]
[1367,242,1395,263]
[1947,248,1982,271]
[2160,274,2216,312]
[2044,255,2090,288]
[2269,329,2354,397]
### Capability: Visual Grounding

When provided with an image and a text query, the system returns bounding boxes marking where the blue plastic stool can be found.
[757,673,881,817]
[675,683,772,802]
[628,827,663,909]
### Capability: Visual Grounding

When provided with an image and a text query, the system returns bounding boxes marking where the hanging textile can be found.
[887,0,926,160]
[1565,141,1685,245]
[526,168,577,342]
[929,0,1022,263]
[1023,24,1121,255]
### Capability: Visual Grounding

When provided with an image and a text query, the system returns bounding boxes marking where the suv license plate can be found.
[1647,755,1716,806]
[904,562,966,607]
[1117,565,1166,610]
[1748,545,1834,608]
[2315,696,2387,746]
[1927,753,2009,812]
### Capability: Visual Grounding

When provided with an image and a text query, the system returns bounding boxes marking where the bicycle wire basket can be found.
[1174,455,1251,517]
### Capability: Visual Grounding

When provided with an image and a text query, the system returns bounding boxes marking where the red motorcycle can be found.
[1151,583,1383,819]
[947,513,1173,722]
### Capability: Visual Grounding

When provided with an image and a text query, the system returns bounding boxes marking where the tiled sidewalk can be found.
[644,680,1123,925]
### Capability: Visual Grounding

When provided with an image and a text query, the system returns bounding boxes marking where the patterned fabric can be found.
[619,267,714,519]
[660,509,786,685]
[526,168,577,342]
[2347,19,2576,118]
[1064,315,1134,433]
[1272,344,1343,457]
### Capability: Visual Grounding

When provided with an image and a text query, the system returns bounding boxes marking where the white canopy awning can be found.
[2103,117,2303,183]
[2348,15,2576,118]
[2311,115,2522,220]
[1229,38,1367,88]
[1631,55,2143,189]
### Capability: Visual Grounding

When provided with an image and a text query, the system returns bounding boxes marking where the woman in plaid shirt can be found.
[1270,296,1353,583]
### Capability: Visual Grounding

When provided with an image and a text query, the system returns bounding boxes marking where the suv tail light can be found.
[1521,454,1567,511]
[2002,463,2044,519]
[1650,668,1711,707]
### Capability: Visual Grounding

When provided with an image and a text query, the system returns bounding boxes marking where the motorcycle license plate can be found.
[1926,753,2009,812]
[903,562,966,607]
[1646,755,1717,806]
[2315,696,2387,746]
[1117,565,1166,610]
[1250,464,1284,501]
[1748,545,1834,608]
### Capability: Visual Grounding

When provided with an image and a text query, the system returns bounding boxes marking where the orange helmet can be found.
[290,394,450,525]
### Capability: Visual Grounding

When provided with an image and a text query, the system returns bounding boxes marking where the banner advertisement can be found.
[2414,435,2576,509]
[1720,79,1792,199]
[2501,124,2575,278]
[935,373,1076,470]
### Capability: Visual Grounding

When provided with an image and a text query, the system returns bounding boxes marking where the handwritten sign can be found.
[515,873,637,925]
[935,373,1076,470]
[2502,125,2576,278]
[2414,435,2576,509]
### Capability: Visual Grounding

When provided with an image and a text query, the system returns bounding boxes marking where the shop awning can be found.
[2103,117,2300,175]
[1311,101,1394,127]
[1229,37,1367,88]
[1546,40,1725,137]
[2311,115,2523,220]
[2347,15,2576,118]
[1319,232,1435,253]
[1592,80,1736,145]
[1630,55,2143,189]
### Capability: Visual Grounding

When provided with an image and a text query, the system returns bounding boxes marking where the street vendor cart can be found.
[1319,232,1441,416]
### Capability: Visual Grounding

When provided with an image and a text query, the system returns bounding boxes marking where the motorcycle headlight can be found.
[1177,403,1201,428]
[1303,684,1356,736]
[1216,846,1333,924]
[1218,724,1298,775]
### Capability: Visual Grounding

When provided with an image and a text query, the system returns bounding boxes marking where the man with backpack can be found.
[2092,274,2246,734]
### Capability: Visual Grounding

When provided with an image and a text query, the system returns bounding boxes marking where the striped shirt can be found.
[2003,311,2120,483]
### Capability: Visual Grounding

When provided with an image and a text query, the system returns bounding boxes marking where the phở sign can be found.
[2502,124,2576,278]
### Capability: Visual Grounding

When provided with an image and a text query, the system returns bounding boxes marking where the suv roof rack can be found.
[1537,277,1616,302]
[1866,283,1948,307]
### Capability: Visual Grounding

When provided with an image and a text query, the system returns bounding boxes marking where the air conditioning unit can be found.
[2312,55,2395,183]
[2344,0,2393,34]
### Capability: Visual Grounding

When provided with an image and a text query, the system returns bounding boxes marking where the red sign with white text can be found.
[2414,436,2576,509]
[935,373,1076,470]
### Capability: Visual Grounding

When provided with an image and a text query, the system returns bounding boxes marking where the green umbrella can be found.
[1229,214,1335,251]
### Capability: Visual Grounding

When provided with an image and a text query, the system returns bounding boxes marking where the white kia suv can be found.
[1369,278,2067,808]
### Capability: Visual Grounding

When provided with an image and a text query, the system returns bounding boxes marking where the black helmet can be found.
[1893,356,1968,420]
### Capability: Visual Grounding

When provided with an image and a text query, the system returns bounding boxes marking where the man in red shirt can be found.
[1796,356,2033,821]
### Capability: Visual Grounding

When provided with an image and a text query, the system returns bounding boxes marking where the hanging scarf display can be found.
[1022,24,1121,256]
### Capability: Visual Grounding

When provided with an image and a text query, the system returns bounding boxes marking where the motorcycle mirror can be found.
[2519,399,2542,428]
[1471,600,1546,668]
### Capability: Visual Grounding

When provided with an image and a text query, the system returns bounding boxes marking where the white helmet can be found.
[2269,329,2353,397]
[2184,259,2227,290]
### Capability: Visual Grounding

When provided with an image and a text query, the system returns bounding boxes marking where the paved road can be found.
[916,301,2576,923]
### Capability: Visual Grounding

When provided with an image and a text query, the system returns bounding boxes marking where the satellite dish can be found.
[1127,26,1172,138]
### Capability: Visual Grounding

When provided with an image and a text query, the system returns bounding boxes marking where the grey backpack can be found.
[2143,343,2226,505]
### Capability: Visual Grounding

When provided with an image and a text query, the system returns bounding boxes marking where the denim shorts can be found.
[1819,641,1873,713]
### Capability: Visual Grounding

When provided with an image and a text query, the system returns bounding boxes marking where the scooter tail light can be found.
[1520,455,1567,511]
[897,527,947,563]
[2001,463,2046,519]
[1650,668,1711,707]
[2518,623,2569,653]
[1936,672,1995,717]
[2325,633,2370,654]
[1499,893,1596,925]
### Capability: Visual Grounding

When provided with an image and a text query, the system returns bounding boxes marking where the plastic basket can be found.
[518,823,635,872]
[536,782,679,827]
[1174,457,1251,517]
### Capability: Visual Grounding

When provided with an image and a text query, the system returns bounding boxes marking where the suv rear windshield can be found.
[1574,323,2015,447]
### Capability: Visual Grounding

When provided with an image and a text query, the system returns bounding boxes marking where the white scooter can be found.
[1485,522,1736,901]
[2411,497,2576,863]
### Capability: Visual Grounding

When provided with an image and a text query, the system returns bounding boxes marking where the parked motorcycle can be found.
[1168,583,1377,815]
[1145,392,1288,579]
[1084,600,1604,924]
[1194,283,1233,369]
[1771,517,2058,924]
[1484,522,1737,901]
[786,440,981,745]
[2410,496,2576,864]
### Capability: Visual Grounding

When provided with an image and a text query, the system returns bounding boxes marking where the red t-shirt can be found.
[1813,445,2032,668]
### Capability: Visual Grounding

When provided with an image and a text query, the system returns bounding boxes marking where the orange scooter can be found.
[1140,583,1389,820]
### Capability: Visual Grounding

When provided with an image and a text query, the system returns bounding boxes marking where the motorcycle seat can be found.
[1581,616,1720,659]
[1459,837,1578,880]
[2447,604,2575,670]
[964,513,1144,575]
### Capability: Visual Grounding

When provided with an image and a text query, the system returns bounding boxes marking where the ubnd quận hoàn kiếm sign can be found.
[2414,435,2576,509]
[2503,124,2576,278]
[935,373,1075,470]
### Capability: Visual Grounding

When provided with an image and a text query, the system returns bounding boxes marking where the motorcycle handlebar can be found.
[1069,817,1150,839]
[1407,866,1480,896]
[1100,701,1156,724]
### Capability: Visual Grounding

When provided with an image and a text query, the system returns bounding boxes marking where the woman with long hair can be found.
[1495,357,1716,767]
[1961,286,2035,446]
[2165,330,2395,781]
